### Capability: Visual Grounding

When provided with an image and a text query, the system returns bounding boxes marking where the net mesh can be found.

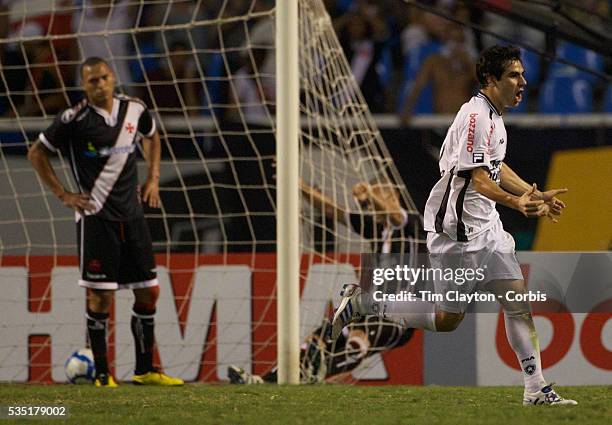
[0,0,424,383]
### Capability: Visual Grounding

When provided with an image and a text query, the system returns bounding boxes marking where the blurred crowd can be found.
[0,0,611,120]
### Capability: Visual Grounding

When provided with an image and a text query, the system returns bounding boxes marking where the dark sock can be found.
[131,305,156,375]
[262,366,278,383]
[86,309,109,376]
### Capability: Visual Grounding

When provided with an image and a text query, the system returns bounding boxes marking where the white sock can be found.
[504,311,546,393]
[382,298,437,331]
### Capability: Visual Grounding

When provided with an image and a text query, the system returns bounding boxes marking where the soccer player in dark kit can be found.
[28,57,183,387]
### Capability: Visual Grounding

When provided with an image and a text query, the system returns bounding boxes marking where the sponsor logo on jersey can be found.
[84,142,98,158]
[489,159,502,182]
[466,113,478,152]
[83,142,135,158]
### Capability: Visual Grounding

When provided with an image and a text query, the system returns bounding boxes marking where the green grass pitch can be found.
[0,384,610,424]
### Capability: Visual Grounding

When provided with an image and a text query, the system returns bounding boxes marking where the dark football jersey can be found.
[39,94,156,221]
[347,207,414,254]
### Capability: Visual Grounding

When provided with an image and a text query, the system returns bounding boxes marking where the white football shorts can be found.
[426,219,524,313]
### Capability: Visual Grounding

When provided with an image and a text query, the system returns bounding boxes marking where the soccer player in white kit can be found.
[331,45,576,405]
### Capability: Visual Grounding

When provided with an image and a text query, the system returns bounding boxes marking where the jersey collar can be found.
[476,91,502,117]
[90,97,120,126]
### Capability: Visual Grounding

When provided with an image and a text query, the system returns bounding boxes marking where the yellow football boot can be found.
[94,373,118,388]
[132,371,184,386]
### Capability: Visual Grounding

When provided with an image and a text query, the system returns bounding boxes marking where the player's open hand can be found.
[529,184,567,209]
[517,184,546,218]
[60,191,95,214]
[539,203,561,223]
[142,177,160,208]
[352,182,370,204]
[528,184,567,221]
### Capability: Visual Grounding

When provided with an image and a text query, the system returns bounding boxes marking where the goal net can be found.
[0,0,423,383]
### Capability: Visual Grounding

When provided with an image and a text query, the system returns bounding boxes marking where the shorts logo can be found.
[472,152,484,163]
[524,365,536,375]
[88,259,102,273]
[466,113,478,152]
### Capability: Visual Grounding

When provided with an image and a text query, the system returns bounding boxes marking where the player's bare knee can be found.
[487,279,530,314]
[134,285,160,306]
[435,311,464,332]
[87,289,113,312]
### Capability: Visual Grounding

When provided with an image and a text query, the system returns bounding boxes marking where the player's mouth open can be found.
[515,88,524,101]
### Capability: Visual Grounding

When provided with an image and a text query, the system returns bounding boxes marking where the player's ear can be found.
[486,73,496,87]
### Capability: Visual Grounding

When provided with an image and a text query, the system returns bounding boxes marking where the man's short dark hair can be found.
[80,57,110,77]
[476,45,522,87]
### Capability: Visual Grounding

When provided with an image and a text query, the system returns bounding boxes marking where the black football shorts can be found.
[77,215,158,290]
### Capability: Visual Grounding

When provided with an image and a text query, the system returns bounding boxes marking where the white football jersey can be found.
[424,92,508,241]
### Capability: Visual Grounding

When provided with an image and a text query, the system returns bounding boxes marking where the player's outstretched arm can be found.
[472,167,546,218]
[499,162,534,195]
[141,130,161,209]
[353,183,406,228]
[28,141,94,214]
[299,179,348,225]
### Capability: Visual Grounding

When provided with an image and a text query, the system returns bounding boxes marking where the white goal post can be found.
[276,0,300,385]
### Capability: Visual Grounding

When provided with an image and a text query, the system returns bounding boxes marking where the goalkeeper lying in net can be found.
[229,316,413,384]
[300,178,411,255]
[229,178,416,384]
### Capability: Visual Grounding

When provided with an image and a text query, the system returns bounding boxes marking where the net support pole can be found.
[276,0,300,385]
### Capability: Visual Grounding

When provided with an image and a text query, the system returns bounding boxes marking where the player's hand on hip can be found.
[60,191,95,214]
[518,184,545,217]
[142,178,160,208]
